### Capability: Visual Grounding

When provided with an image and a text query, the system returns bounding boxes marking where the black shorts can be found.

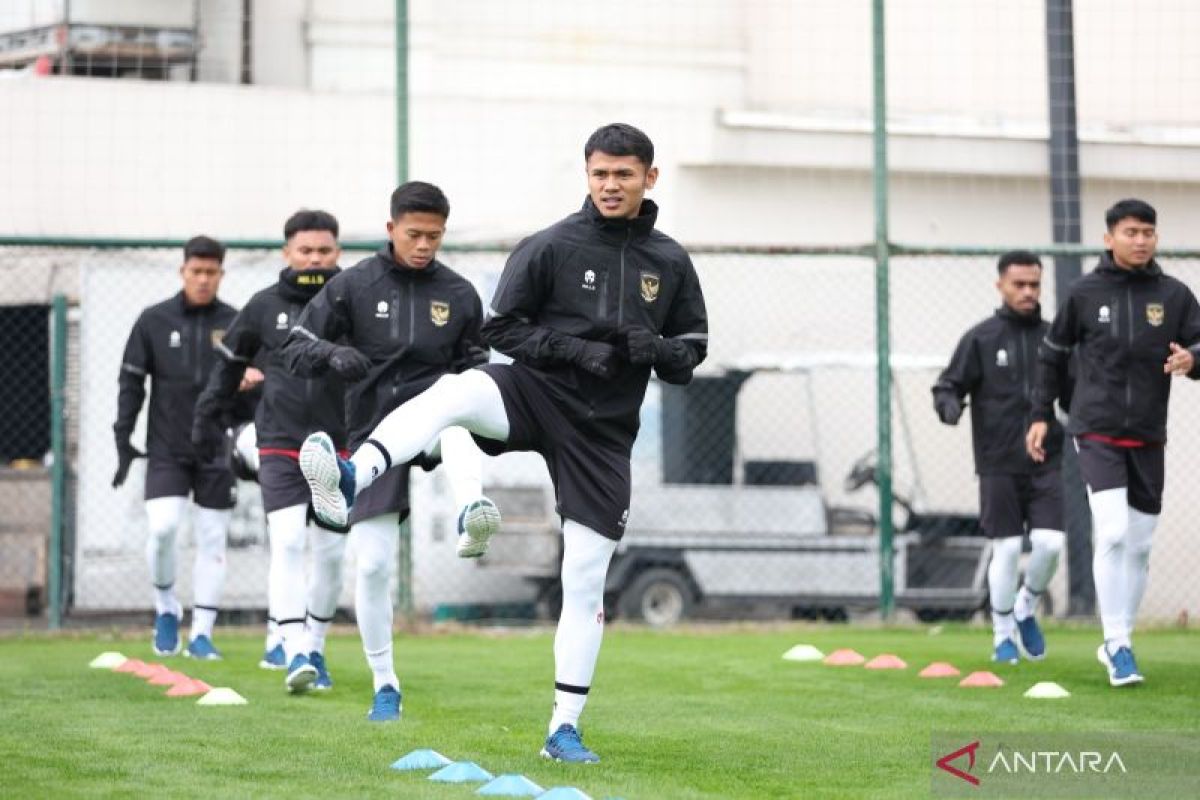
[978,469,1063,539]
[144,456,237,510]
[257,454,312,514]
[477,364,631,541]
[1074,436,1165,515]
[349,465,410,525]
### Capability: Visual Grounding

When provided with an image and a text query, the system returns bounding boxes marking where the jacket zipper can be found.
[1124,286,1134,430]
[1020,329,1031,402]
[597,269,608,320]
[193,313,204,386]
[618,227,630,326]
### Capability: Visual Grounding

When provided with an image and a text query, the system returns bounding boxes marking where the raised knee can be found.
[1030,529,1065,556]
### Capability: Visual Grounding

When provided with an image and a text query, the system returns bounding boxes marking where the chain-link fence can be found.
[2,243,1198,628]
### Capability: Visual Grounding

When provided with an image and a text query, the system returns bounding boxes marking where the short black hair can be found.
[283,209,339,240]
[1105,198,1156,230]
[184,235,225,263]
[390,181,450,221]
[584,123,654,167]
[997,250,1042,275]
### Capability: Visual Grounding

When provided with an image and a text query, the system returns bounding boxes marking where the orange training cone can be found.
[115,659,145,674]
[823,649,866,666]
[166,679,212,697]
[864,654,907,670]
[149,670,189,686]
[919,662,961,678]
[959,671,1004,688]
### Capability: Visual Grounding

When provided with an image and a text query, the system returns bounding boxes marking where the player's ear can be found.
[644,165,659,190]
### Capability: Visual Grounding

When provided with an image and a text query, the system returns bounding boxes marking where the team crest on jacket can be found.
[639,271,661,303]
[430,300,450,327]
[1146,303,1164,327]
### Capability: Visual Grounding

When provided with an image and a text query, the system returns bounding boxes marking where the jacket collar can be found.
[175,290,219,314]
[581,196,658,240]
[277,266,340,302]
[1096,250,1163,279]
[378,243,441,278]
[996,303,1042,327]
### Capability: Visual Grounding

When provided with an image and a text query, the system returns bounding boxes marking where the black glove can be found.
[550,335,621,378]
[191,414,227,463]
[328,345,373,381]
[112,437,145,488]
[461,344,490,369]
[621,326,667,366]
[934,393,964,425]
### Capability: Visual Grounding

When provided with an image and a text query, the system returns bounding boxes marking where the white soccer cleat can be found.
[299,432,352,529]
[455,497,501,558]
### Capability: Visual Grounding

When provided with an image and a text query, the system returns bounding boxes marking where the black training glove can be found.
[550,334,621,378]
[621,326,667,366]
[934,393,964,425]
[112,436,145,488]
[191,415,227,463]
[462,344,491,369]
[328,345,373,381]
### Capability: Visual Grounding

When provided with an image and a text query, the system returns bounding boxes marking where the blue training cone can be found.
[391,749,453,771]
[429,761,494,783]
[538,789,595,800]
[477,774,545,796]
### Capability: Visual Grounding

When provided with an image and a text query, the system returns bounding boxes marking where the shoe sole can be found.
[287,664,319,694]
[366,708,403,722]
[300,432,349,529]
[183,650,222,661]
[258,660,286,670]
[456,498,502,558]
[1096,644,1144,687]
[154,643,182,657]
[540,747,599,764]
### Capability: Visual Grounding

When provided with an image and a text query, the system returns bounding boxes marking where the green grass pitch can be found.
[2,624,1197,798]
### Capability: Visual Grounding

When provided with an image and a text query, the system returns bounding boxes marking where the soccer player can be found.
[297,123,708,760]
[281,182,496,721]
[1028,198,1200,686]
[193,210,349,693]
[113,235,260,660]
[932,251,1067,664]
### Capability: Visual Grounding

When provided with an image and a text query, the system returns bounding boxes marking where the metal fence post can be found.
[49,293,68,629]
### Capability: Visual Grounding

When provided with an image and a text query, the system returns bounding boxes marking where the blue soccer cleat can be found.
[310,651,333,690]
[1097,643,1144,687]
[1015,614,1046,660]
[285,653,318,694]
[991,638,1020,665]
[541,724,600,764]
[153,612,181,656]
[367,685,402,722]
[259,642,286,670]
[299,432,355,529]
[456,497,502,558]
[185,634,223,661]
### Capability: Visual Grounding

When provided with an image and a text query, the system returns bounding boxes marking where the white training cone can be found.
[1024,681,1070,699]
[782,644,825,662]
[89,652,127,669]
[196,687,248,705]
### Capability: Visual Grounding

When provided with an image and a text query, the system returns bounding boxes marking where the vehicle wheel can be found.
[618,569,694,628]
[915,608,947,623]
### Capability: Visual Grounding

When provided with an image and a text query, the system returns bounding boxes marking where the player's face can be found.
[1104,217,1157,269]
[386,212,445,270]
[996,263,1041,315]
[283,229,340,271]
[179,257,223,306]
[586,151,658,220]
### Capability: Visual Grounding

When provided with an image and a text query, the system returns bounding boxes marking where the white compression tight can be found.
[351,371,509,496]
[1090,487,1157,648]
[146,496,188,615]
[988,536,1022,644]
[145,498,229,637]
[307,521,347,654]
[549,520,618,734]
[266,504,347,660]
[351,511,402,691]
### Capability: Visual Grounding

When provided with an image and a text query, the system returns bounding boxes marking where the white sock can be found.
[1089,487,1131,648]
[1124,508,1157,642]
[307,525,347,654]
[437,426,485,509]
[267,504,309,661]
[145,496,187,615]
[191,506,230,640]
[352,512,400,690]
[988,535,1022,644]
[1015,528,1065,619]
[265,618,281,651]
[350,371,509,497]
[549,520,617,734]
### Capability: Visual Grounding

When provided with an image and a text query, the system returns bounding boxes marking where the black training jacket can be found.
[281,244,484,446]
[933,305,1067,475]
[196,267,348,450]
[115,292,255,460]
[1032,252,1200,442]
[483,197,709,447]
